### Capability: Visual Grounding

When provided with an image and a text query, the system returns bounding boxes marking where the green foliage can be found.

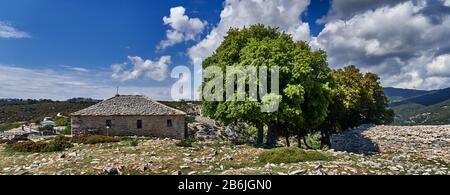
[130,138,139,147]
[0,122,21,132]
[54,117,70,126]
[258,147,334,164]
[201,24,333,146]
[5,136,73,153]
[303,133,322,150]
[392,100,450,125]
[230,125,258,145]
[72,135,121,145]
[39,125,54,131]
[175,136,196,148]
[323,66,394,133]
[61,125,72,135]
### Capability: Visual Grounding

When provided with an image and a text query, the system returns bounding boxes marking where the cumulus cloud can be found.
[0,65,172,100]
[157,6,207,50]
[320,0,409,22]
[111,56,170,81]
[311,0,450,90]
[0,21,31,39]
[426,54,450,77]
[188,0,311,67]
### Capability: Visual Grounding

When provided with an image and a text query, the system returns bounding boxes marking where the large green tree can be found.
[319,65,394,148]
[201,25,333,147]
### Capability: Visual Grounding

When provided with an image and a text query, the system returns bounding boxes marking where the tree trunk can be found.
[321,128,332,150]
[297,134,302,148]
[256,122,264,145]
[266,123,277,147]
[303,136,313,149]
[285,136,290,147]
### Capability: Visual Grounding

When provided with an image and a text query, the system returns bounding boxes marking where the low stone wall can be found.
[72,115,186,139]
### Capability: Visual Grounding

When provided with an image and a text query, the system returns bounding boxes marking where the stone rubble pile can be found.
[332,125,450,161]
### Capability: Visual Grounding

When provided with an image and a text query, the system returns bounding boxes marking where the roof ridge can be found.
[142,95,187,115]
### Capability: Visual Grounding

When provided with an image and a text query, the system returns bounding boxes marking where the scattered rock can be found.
[104,167,121,175]
[188,171,198,175]
[290,170,307,175]
[172,170,182,175]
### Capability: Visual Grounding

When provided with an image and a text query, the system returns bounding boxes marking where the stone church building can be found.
[71,95,186,139]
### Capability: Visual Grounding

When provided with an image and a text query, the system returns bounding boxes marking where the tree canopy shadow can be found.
[331,125,380,155]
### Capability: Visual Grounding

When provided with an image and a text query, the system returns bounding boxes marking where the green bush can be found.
[130,138,139,147]
[54,117,70,126]
[175,136,196,147]
[258,147,335,164]
[61,126,71,135]
[5,136,73,153]
[72,135,121,145]
[39,125,54,131]
[0,123,21,132]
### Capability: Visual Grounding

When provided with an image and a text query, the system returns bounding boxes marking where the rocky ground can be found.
[0,125,449,175]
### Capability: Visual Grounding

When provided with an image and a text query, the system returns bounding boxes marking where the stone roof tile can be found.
[71,95,186,116]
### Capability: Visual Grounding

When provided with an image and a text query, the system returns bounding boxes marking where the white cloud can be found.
[157,6,207,50]
[320,0,409,22]
[311,0,450,90]
[426,54,450,77]
[0,21,31,39]
[111,56,171,81]
[188,0,311,67]
[0,65,172,100]
[443,0,450,7]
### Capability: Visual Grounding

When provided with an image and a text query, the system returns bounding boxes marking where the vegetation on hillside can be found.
[384,87,450,125]
[389,87,450,107]
[0,122,21,132]
[392,100,450,125]
[0,99,99,124]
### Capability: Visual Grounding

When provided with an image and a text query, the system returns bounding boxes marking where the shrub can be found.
[0,123,21,132]
[72,135,121,145]
[258,147,335,164]
[5,136,73,153]
[54,118,70,126]
[175,136,196,148]
[39,125,54,131]
[130,138,139,147]
[61,126,71,135]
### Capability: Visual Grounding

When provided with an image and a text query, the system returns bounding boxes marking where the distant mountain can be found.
[384,87,430,103]
[385,87,450,125]
[388,87,450,107]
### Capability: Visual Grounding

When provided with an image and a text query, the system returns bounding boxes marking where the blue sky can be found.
[1,0,450,100]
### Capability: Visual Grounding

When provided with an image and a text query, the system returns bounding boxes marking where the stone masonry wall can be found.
[71,115,186,139]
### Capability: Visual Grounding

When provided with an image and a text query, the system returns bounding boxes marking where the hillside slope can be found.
[0,99,99,124]
[390,88,450,107]
[385,87,450,125]
[384,87,430,103]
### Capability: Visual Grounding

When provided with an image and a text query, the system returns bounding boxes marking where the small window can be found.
[167,119,173,127]
[106,120,112,128]
[137,120,142,129]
